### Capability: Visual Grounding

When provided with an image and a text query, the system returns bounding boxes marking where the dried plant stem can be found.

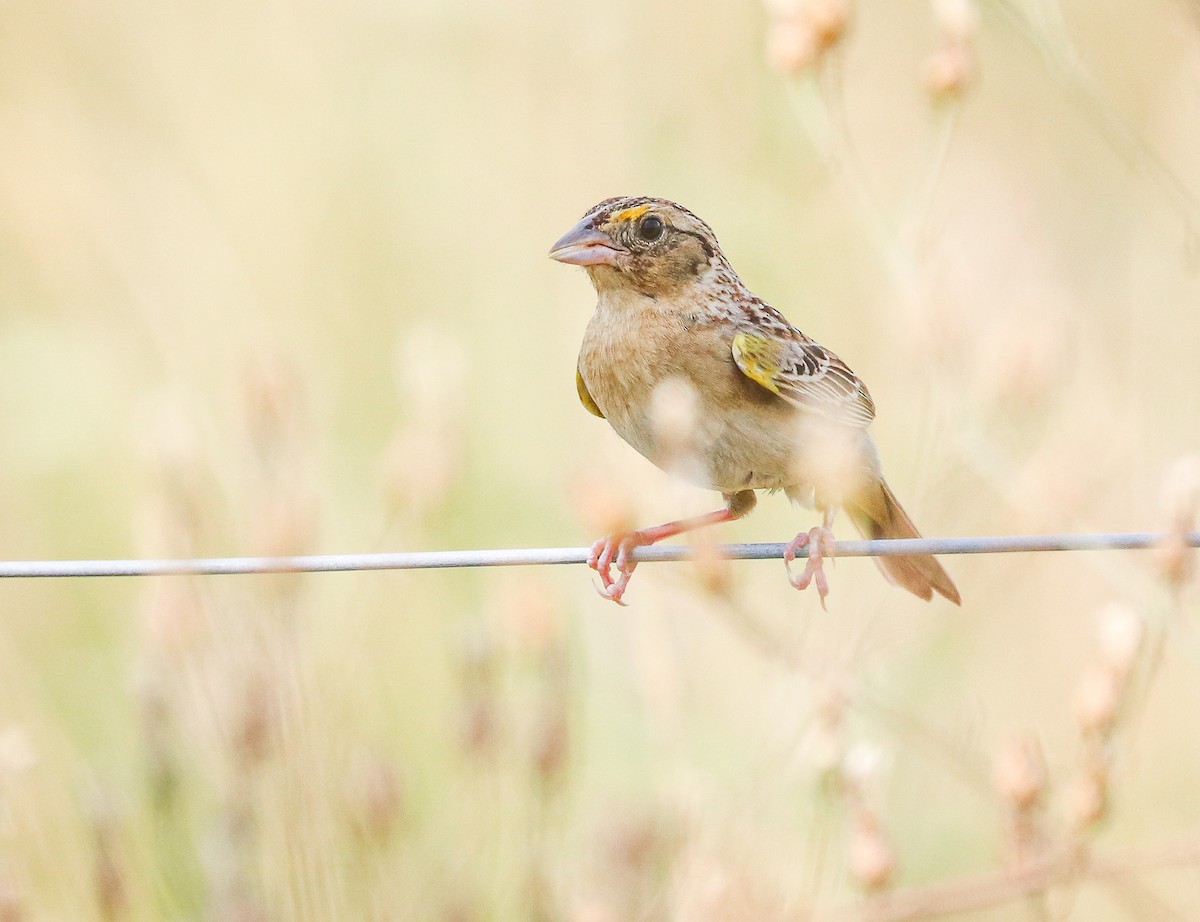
[813,832,1200,922]
[787,54,967,295]
[787,71,912,290]
[707,592,995,800]
[900,104,961,254]
[1101,874,1191,922]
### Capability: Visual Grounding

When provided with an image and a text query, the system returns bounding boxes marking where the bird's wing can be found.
[576,368,605,418]
[732,329,875,428]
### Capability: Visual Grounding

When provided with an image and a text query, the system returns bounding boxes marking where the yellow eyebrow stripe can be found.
[609,204,650,224]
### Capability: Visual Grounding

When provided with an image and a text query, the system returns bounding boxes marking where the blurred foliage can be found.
[0,0,1199,919]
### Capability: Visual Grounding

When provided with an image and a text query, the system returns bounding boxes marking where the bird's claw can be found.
[592,577,630,606]
[784,526,835,609]
[589,533,645,605]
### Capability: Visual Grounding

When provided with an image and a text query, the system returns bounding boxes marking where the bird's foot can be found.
[784,525,836,609]
[588,531,654,605]
[585,501,749,604]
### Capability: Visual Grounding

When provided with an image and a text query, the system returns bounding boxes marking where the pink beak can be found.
[548,218,626,267]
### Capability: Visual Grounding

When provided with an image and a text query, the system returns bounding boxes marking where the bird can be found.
[548,196,960,607]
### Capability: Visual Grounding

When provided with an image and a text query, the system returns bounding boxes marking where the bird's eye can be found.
[637,214,665,242]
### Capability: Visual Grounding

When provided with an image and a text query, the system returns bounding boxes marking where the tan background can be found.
[0,1,1198,919]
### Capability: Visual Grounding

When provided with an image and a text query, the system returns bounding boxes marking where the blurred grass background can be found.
[1,0,1199,919]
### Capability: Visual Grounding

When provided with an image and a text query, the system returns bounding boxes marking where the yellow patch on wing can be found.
[609,204,650,225]
[576,369,605,418]
[731,332,784,395]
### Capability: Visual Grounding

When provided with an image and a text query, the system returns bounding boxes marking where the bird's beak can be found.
[548,218,625,267]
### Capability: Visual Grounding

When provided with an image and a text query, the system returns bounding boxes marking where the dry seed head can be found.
[497,578,561,655]
[848,808,895,891]
[251,488,318,557]
[932,0,978,42]
[460,628,497,686]
[804,684,847,772]
[136,667,178,806]
[924,43,973,99]
[135,396,210,541]
[461,700,499,760]
[650,377,704,481]
[842,741,887,788]
[649,377,699,447]
[0,877,20,922]
[459,631,500,759]
[139,581,206,659]
[524,870,554,922]
[975,309,1063,409]
[605,813,666,875]
[0,727,36,776]
[816,683,848,722]
[344,755,405,843]
[243,352,302,449]
[136,392,201,472]
[232,672,277,769]
[925,0,976,98]
[219,898,268,922]
[381,428,458,514]
[1157,530,1194,586]
[690,538,733,596]
[993,735,1045,811]
[805,723,843,774]
[1158,456,1200,585]
[571,903,619,922]
[571,475,636,537]
[1066,759,1109,829]
[797,420,863,503]
[1072,664,1120,737]
[1160,455,1200,527]
[1096,603,1143,679]
[1010,443,1095,530]
[533,707,569,788]
[395,327,468,427]
[133,501,176,560]
[90,799,128,922]
[671,853,768,922]
[442,904,480,922]
[806,0,851,48]
[767,16,818,74]
[765,0,849,74]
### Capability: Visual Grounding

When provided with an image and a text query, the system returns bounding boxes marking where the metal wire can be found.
[0,532,1195,579]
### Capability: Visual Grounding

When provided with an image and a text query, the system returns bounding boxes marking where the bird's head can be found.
[548,197,725,297]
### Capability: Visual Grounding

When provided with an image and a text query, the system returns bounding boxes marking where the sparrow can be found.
[549,196,959,607]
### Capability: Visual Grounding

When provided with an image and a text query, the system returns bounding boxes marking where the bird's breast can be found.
[577,297,686,455]
[577,295,805,493]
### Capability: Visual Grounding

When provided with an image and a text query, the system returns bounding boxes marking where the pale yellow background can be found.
[0,1,1198,919]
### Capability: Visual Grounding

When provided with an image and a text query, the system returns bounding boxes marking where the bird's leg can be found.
[590,490,756,605]
[785,506,837,609]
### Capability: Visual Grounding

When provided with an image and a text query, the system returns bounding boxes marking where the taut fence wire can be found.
[0,532,1195,579]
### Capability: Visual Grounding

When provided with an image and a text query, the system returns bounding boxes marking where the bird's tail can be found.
[843,478,961,605]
